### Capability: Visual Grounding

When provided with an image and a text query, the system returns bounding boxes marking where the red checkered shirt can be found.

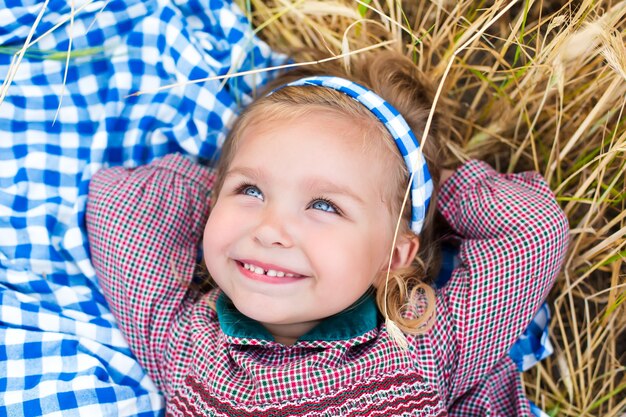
[86,153,569,416]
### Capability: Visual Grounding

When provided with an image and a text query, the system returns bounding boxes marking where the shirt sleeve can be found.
[85,153,215,390]
[424,159,569,406]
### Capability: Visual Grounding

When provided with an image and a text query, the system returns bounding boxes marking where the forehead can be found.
[230,110,399,198]
[241,104,393,155]
[239,109,391,158]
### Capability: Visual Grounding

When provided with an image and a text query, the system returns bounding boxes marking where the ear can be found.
[389,233,420,270]
[373,234,419,288]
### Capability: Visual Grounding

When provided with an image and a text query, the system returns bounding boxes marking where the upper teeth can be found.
[243,263,294,277]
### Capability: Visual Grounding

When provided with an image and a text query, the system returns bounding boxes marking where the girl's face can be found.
[203,110,417,342]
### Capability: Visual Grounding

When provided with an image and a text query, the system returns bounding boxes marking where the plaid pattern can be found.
[0,0,284,415]
[437,244,554,373]
[86,154,569,416]
[422,160,569,415]
[437,245,554,416]
[277,76,433,234]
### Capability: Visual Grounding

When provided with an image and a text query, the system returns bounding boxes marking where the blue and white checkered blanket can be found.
[0,0,552,415]
[0,0,284,415]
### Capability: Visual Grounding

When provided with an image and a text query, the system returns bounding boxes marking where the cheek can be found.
[358,226,395,279]
[203,204,237,264]
[310,225,389,283]
[202,217,220,275]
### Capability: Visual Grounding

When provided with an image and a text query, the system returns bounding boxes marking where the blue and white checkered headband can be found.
[272,76,433,234]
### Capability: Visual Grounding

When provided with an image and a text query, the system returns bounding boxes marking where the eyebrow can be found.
[225,167,365,205]
[224,166,266,182]
[304,177,365,205]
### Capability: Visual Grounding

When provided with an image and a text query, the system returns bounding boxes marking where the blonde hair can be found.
[207,51,450,335]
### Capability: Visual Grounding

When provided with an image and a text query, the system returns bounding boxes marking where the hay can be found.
[236,0,626,415]
[4,0,622,414]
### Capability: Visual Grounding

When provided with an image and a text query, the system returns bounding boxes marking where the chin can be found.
[232,298,281,320]
[236,301,307,325]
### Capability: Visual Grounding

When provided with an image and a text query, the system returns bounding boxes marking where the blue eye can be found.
[310,199,338,214]
[241,185,263,200]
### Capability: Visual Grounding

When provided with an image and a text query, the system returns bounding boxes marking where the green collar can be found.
[216,292,379,342]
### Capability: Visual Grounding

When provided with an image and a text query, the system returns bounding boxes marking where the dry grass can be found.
[235,0,626,415]
[3,0,622,414]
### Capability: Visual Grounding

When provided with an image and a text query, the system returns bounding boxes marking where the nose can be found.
[253,205,294,248]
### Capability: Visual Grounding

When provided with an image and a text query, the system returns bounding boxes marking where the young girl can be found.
[86,52,569,416]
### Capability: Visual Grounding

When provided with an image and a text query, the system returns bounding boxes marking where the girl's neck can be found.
[262,320,320,346]
[272,335,297,346]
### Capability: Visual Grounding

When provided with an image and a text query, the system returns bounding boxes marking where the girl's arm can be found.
[86,154,215,390]
[425,160,569,406]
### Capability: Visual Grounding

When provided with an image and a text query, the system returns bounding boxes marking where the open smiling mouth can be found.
[235,260,307,281]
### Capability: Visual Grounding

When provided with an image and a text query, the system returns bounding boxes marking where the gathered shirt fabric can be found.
[86,153,569,416]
